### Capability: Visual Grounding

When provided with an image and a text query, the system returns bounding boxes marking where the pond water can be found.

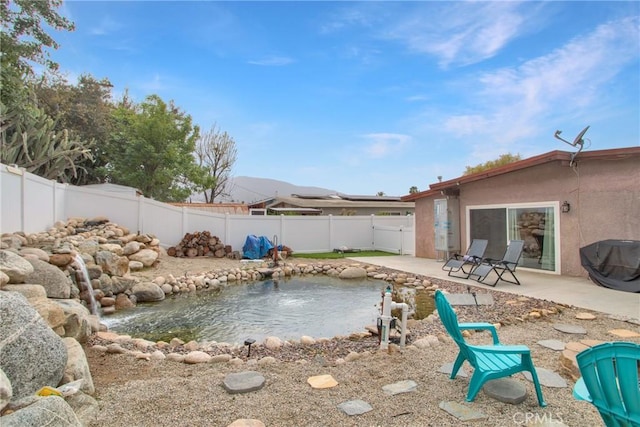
[101,275,389,345]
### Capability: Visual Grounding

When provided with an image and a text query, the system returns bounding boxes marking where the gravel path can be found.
[84,256,639,427]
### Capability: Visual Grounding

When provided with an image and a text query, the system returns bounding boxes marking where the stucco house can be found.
[402,147,640,277]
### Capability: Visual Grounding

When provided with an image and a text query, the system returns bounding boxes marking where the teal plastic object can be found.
[434,289,546,406]
[573,341,640,427]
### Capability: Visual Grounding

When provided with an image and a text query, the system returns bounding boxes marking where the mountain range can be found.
[189,176,337,204]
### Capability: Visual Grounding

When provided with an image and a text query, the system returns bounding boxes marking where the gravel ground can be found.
[84,255,640,427]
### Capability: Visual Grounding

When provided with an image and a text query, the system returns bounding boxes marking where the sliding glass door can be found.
[468,203,558,272]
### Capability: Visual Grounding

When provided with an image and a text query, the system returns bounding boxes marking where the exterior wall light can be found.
[561,201,571,213]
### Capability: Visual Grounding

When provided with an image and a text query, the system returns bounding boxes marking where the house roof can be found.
[266,195,415,209]
[402,146,640,201]
[170,203,249,214]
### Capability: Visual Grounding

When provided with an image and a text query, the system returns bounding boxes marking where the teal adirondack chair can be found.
[434,290,546,406]
[573,342,640,427]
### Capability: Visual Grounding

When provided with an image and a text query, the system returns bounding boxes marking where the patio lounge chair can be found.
[441,239,488,279]
[434,290,547,406]
[573,341,640,427]
[469,240,524,287]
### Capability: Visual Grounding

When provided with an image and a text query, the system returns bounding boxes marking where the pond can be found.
[101,275,389,345]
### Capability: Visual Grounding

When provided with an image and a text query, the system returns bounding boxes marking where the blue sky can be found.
[51,1,639,196]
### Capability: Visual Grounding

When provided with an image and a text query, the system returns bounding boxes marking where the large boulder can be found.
[131,282,165,302]
[338,266,367,279]
[52,300,96,343]
[0,368,11,412]
[100,275,137,296]
[0,250,34,284]
[0,395,82,427]
[62,338,95,395]
[95,250,130,277]
[0,292,67,400]
[128,248,159,267]
[24,259,71,299]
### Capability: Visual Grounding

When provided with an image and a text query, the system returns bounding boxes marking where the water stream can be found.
[101,275,388,345]
[73,254,99,317]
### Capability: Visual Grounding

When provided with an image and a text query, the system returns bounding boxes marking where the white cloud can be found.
[248,56,295,66]
[361,133,411,158]
[90,16,121,36]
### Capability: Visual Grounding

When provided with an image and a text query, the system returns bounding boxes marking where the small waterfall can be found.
[73,254,99,317]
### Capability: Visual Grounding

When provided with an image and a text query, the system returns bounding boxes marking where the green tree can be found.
[409,186,418,194]
[0,0,90,183]
[377,191,385,196]
[0,0,75,75]
[103,95,202,202]
[464,153,522,175]
[194,124,238,203]
[32,73,114,184]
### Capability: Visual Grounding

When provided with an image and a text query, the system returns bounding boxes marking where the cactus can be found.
[0,100,94,182]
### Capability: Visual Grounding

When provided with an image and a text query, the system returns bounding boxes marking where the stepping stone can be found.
[537,339,565,351]
[553,324,587,334]
[307,374,338,389]
[565,341,589,353]
[439,401,488,422]
[575,312,596,320]
[437,362,468,378]
[608,314,640,326]
[522,368,567,388]
[382,379,417,395]
[483,378,527,404]
[223,371,266,394]
[608,329,640,338]
[227,420,265,427]
[446,293,494,306]
[337,399,373,416]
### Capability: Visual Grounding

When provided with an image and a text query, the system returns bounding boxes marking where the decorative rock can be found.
[413,335,440,349]
[483,378,527,404]
[227,419,266,427]
[257,356,276,366]
[382,379,417,395]
[128,249,159,267]
[0,292,68,399]
[0,368,12,412]
[223,371,266,394]
[523,368,567,388]
[437,362,468,378]
[62,337,95,395]
[25,258,72,299]
[210,354,233,363]
[300,335,316,345]
[608,329,640,338]
[264,336,283,350]
[65,391,100,427]
[0,395,82,427]
[559,349,580,381]
[537,339,565,351]
[131,282,165,302]
[0,250,34,283]
[338,266,367,279]
[575,312,596,320]
[439,401,488,422]
[184,351,212,364]
[553,323,587,334]
[307,374,338,389]
[337,399,373,416]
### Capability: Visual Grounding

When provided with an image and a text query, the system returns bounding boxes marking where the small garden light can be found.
[244,338,256,357]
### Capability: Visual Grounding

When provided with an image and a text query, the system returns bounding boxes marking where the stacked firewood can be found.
[167,231,231,258]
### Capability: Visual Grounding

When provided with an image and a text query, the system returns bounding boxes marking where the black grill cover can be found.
[579,240,640,293]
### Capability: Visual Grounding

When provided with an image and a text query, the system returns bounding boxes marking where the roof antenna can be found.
[554,125,590,166]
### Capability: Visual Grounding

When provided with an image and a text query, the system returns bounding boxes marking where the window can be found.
[467,203,558,272]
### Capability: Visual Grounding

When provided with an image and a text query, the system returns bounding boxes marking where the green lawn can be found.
[291,250,397,259]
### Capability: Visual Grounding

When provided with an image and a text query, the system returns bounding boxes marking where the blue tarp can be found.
[242,235,274,259]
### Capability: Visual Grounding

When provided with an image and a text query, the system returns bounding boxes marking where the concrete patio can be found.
[351,255,640,321]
